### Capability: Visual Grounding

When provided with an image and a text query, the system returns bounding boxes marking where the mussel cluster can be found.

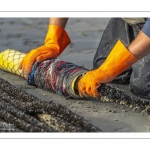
[0,78,101,132]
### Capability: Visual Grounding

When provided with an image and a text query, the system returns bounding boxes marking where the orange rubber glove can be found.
[78,40,138,98]
[19,24,71,79]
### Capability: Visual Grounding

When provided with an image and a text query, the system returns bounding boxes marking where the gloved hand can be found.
[78,40,138,98]
[19,24,71,79]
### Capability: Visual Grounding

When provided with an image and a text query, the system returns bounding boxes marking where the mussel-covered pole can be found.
[28,58,150,117]
[0,49,150,132]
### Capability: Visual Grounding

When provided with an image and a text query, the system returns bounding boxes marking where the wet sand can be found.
[0,18,149,132]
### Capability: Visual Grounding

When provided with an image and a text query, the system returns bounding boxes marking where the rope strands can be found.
[28,59,88,98]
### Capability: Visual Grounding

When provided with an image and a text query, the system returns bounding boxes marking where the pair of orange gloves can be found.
[19,24,137,98]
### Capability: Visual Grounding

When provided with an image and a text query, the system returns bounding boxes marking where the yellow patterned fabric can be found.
[0,49,25,76]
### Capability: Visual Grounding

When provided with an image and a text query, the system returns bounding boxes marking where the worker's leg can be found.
[130,54,150,99]
[93,18,138,84]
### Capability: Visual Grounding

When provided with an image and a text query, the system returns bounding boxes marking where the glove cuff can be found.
[44,24,71,55]
[97,40,138,83]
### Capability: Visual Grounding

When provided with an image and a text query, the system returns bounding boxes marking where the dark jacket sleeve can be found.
[142,18,150,37]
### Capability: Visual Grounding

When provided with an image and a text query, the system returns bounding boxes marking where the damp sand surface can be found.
[0,18,150,132]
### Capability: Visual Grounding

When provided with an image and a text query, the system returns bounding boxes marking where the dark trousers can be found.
[93,18,150,99]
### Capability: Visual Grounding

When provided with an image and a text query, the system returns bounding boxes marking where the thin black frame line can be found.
[0,11,150,12]
[0,138,150,139]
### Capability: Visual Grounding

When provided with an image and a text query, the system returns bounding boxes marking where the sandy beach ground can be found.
[0,18,149,132]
